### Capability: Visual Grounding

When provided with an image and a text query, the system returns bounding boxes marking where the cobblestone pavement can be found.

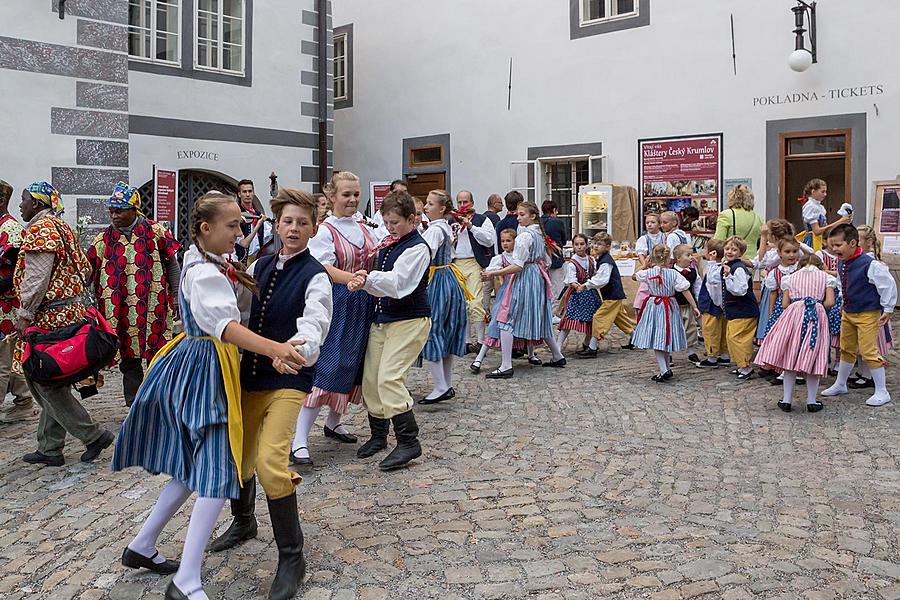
[3,329,900,600]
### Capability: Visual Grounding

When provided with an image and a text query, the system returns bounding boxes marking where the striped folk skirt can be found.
[499,263,554,344]
[422,267,468,362]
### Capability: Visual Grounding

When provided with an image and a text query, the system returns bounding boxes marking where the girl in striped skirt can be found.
[632,245,698,382]
[756,254,836,412]
[556,233,602,351]
[816,245,843,375]
[481,202,565,378]
[291,171,377,467]
[419,190,469,404]
[113,193,306,600]
[471,228,519,373]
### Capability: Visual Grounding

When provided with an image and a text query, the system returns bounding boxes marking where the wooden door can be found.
[779,130,851,228]
[406,172,446,201]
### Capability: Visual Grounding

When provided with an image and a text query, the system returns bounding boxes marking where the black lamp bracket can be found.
[792,0,817,63]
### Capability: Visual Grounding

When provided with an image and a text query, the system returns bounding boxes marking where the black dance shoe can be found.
[324,424,358,443]
[485,368,514,379]
[419,388,455,405]
[777,401,792,413]
[541,358,567,368]
[121,547,179,575]
[807,401,825,413]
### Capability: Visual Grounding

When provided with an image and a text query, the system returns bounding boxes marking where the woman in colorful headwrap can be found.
[86,182,181,406]
[14,182,114,467]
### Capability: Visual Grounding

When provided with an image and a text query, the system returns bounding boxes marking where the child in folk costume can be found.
[756,253,836,413]
[660,210,692,250]
[721,237,759,381]
[291,172,376,467]
[578,233,636,357]
[760,238,801,341]
[695,239,731,368]
[112,193,306,600]
[633,213,667,313]
[418,190,470,405]
[816,242,843,376]
[631,245,699,382]
[209,189,332,600]
[821,224,897,406]
[556,233,601,353]
[471,228,518,374]
[348,191,432,470]
[479,201,566,378]
[799,178,851,251]
[672,244,702,364]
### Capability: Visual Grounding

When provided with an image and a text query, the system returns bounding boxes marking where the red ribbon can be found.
[637,290,675,346]
[224,262,240,285]
[368,234,401,260]
[797,195,809,205]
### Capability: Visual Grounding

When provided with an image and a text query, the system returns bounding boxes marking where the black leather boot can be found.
[356,414,390,458]
[209,477,258,552]
[267,493,306,600]
[378,410,422,470]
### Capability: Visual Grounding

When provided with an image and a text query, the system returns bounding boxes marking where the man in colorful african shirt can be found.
[0,180,34,422]
[87,182,181,406]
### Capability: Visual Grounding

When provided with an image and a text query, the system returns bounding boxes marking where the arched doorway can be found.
[137,169,239,251]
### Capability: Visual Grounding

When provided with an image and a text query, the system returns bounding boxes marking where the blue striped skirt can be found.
[111,337,239,499]
[756,286,773,342]
[312,283,373,393]
[503,264,554,342]
[422,267,468,362]
[632,297,687,353]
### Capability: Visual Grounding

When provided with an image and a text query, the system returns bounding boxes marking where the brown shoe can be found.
[1,402,38,423]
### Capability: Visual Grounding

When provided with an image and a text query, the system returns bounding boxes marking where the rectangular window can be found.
[196,0,245,75]
[128,0,180,64]
[410,145,443,167]
[581,0,638,25]
[334,33,347,101]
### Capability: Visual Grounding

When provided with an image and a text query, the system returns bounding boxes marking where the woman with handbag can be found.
[14,181,114,467]
[713,184,763,261]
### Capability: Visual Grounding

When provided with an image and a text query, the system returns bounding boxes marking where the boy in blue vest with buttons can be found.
[578,232,635,356]
[721,237,759,380]
[211,188,333,600]
[822,223,897,406]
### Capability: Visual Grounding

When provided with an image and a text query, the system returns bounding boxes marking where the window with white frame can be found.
[581,0,637,24]
[128,0,180,64]
[196,0,245,74]
[334,33,348,101]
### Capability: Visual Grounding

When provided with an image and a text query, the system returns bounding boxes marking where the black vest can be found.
[840,252,883,313]
[722,259,759,320]
[373,230,431,324]
[467,213,495,268]
[240,250,326,392]
[674,267,698,306]
[597,252,626,301]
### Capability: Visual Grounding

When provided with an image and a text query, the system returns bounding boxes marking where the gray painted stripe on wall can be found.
[301,40,318,56]
[76,140,129,167]
[76,198,115,223]
[77,19,127,52]
[301,102,318,118]
[527,142,604,160]
[301,10,318,27]
[53,167,129,195]
[129,115,319,149]
[0,36,127,83]
[300,166,319,183]
[76,82,128,111]
[52,108,129,139]
[301,70,318,86]
[53,0,128,24]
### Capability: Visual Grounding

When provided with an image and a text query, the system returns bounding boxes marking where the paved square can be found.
[2,331,899,599]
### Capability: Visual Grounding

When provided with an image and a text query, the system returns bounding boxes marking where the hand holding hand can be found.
[878,312,891,327]
[693,307,702,319]
[272,357,299,375]
[269,341,306,371]
[481,270,495,281]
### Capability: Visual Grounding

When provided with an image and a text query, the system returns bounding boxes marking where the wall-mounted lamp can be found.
[788,0,817,72]
[58,0,67,19]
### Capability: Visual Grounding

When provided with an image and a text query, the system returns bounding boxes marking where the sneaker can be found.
[0,402,38,423]
[865,392,892,407]
[696,358,719,368]
[821,383,849,397]
[687,353,702,365]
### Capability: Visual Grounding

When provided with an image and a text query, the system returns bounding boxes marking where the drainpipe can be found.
[317,0,328,190]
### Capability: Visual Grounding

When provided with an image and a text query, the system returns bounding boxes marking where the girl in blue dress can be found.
[112,193,306,600]
[632,245,699,382]
[418,190,469,404]
[482,201,565,378]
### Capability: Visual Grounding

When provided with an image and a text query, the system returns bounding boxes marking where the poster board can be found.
[368,181,392,217]
[153,165,178,237]
[872,180,900,307]
[638,134,723,239]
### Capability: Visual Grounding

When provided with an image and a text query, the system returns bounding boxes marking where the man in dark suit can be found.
[483,194,502,229]
[541,200,567,318]
[496,191,523,250]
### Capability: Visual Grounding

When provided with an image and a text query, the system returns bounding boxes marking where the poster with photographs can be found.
[873,181,900,256]
[638,134,723,239]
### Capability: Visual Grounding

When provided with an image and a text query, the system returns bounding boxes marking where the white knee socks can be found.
[543,336,564,361]
[859,360,872,379]
[172,496,226,600]
[425,359,449,399]
[442,355,454,391]
[474,343,489,363]
[324,407,349,434]
[782,371,796,404]
[292,406,321,460]
[587,336,598,350]
[805,375,820,404]
[474,321,486,345]
[654,351,669,375]
[500,330,514,371]
[129,478,192,563]
[556,330,570,351]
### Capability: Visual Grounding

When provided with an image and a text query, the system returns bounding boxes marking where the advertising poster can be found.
[878,186,900,235]
[638,134,723,237]
[154,166,178,237]
[369,181,392,216]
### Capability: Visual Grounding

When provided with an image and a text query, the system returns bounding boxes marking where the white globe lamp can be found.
[788,48,813,72]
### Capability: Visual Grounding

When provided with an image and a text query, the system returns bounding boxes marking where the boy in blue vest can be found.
[210,188,333,600]
[721,236,758,380]
[349,190,432,470]
[822,223,897,406]
[695,239,731,368]
[577,232,635,357]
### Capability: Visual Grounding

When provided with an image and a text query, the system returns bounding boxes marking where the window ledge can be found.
[129,58,252,86]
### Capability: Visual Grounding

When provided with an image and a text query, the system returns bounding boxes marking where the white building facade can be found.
[0,0,335,247]
[333,0,899,237]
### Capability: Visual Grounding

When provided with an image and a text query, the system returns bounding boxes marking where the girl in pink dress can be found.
[756,254,837,413]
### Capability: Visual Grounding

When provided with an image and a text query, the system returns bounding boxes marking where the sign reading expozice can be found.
[753,84,884,107]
